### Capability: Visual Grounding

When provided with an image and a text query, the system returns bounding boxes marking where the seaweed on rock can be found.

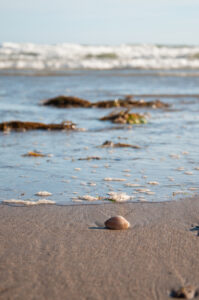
[43,96,91,108]
[100,110,147,124]
[92,97,169,109]
[0,121,76,131]
[43,95,169,109]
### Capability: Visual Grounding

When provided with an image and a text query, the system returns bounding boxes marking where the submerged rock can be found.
[43,95,91,108]
[100,110,147,125]
[105,216,130,230]
[0,121,76,131]
[99,140,140,149]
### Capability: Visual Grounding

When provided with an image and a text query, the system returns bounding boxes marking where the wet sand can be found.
[1,197,199,300]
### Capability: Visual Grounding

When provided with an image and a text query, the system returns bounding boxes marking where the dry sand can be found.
[1,197,199,300]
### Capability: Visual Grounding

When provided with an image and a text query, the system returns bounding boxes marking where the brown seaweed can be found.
[22,152,45,157]
[92,97,169,109]
[100,110,147,124]
[43,96,91,108]
[0,121,76,131]
[43,95,169,109]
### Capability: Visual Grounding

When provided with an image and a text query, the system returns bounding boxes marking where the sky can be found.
[0,0,199,45]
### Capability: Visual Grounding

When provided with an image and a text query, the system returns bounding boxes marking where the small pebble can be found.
[146,191,155,195]
[124,174,131,177]
[104,164,110,168]
[184,171,193,175]
[125,183,140,187]
[105,216,130,230]
[182,151,189,155]
[136,188,151,193]
[147,181,159,185]
[176,167,185,171]
[168,176,175,181]
[173,190,186,196]
[169,154,180,159]
[88,182,96,186]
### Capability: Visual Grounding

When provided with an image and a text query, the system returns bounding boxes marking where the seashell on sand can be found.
[175,285,196,299]
[105,216,130,230]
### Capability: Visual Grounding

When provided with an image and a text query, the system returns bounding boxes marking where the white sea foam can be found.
[78,195,98,201]
[1,42,199,72]
[35,191,52,196]
[104,177,126,182]
[107,192,133,202]
[2,199,55,205]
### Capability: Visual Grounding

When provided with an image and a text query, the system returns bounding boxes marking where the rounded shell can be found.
[104,216,130,230]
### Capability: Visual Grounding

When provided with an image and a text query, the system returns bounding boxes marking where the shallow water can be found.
[0,69,199,205]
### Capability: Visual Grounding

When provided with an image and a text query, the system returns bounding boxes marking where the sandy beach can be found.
[1,197,199,300]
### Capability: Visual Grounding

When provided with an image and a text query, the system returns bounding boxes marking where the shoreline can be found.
[1,197,199,299]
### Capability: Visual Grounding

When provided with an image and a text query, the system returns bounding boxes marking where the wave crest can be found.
[1,42,199,71]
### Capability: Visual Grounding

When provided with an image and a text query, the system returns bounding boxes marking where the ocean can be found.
[0,43,199,205]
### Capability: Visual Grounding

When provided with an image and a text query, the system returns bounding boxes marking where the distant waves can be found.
[1,42,199,71]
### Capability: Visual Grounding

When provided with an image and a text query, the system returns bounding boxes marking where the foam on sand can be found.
[107,192,133,202]
[2,199,55,205]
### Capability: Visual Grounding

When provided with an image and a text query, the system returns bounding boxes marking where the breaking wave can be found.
[1,42,199,72]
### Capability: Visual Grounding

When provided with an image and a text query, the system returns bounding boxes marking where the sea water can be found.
[0,43,199,205]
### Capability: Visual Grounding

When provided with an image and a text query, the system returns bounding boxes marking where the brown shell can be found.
[104,216,130,230]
